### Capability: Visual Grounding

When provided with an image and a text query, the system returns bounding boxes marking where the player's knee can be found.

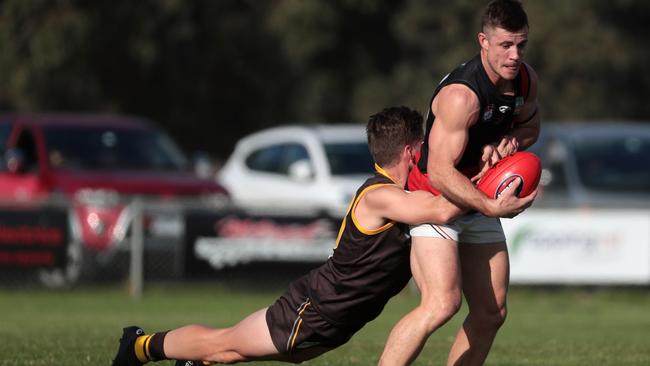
[471,304,508,331]
[496,305,508,327]
[441,295,463,320]
[487,305,507,330]
[419,292,462,330]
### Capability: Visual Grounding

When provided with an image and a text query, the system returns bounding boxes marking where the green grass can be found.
[1,282,649,365]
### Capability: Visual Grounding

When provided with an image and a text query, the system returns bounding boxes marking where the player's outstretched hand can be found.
[471,136,519,183]
[487,177,537,218]
[495,135,519,158]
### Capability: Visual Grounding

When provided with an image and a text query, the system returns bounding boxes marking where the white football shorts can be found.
[410,212,506,244]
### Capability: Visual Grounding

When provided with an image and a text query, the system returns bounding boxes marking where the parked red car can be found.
[0,113,229,285]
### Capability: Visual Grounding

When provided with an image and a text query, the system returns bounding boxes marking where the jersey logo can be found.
[483,104,494,120]
[498,105,511,114]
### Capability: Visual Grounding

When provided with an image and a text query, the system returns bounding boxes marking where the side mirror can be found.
[288,159,314,182]
[5,148,25,174]
[192,151,214,179]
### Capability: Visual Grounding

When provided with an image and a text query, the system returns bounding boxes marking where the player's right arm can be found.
[426,84,526,217]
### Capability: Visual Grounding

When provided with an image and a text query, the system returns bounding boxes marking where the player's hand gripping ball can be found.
[477,151,541,198]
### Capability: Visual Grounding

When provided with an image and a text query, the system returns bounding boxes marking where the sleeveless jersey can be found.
[409,54,531,194]
[307,167,411,330]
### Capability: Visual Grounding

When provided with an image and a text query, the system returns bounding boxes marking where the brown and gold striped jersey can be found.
[307,167,412,331]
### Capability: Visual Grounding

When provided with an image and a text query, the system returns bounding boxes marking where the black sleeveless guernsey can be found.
[409,54,531,193]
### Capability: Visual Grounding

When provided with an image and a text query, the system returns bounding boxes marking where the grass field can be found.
[1,280,649,366]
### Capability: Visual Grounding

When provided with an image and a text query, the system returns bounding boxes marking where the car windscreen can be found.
[323,142,374,175]
[43,125,189,171]
[574,135,650,193]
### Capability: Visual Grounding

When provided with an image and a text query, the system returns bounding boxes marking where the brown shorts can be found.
[266,274,354,356]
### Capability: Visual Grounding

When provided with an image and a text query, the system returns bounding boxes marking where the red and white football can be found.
[477,151,541,198]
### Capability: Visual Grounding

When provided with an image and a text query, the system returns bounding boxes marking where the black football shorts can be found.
[265,274,353,356]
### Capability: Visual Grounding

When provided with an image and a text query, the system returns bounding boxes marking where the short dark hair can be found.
[481,0,528,32]
[366,106,423,167]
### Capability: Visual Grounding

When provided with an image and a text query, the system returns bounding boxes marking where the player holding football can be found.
[379,1,540,365]
[111,107,534,366]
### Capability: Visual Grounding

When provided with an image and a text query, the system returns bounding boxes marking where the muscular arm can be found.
[511,64,540,150]
[426,84,497,214]
[355,180,534,230]
[362,187,465,226]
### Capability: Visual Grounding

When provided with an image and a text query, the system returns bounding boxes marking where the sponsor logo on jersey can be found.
[483,104,494,120]
[498,105,511,114]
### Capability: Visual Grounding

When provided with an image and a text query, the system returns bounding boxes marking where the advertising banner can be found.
[186,208,650,285]
[0,206,70,269]
[503,209,650,284]
[184,210,337,275]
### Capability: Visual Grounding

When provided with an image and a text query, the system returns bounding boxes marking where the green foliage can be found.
[0,0,648,158]
[0,0,95,110]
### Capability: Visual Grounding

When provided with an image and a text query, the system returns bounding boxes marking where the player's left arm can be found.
[511,63,540,150]
[358,182,535,228]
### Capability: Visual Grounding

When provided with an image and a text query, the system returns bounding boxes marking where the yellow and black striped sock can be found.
[133,331,169,363]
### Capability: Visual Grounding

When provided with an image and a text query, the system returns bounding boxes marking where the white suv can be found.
[218,125,374,218]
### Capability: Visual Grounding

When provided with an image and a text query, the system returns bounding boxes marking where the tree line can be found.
[0,0,647,159]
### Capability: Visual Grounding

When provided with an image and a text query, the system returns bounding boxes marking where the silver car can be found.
[528,121,650,208]
[218,124,374,218]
